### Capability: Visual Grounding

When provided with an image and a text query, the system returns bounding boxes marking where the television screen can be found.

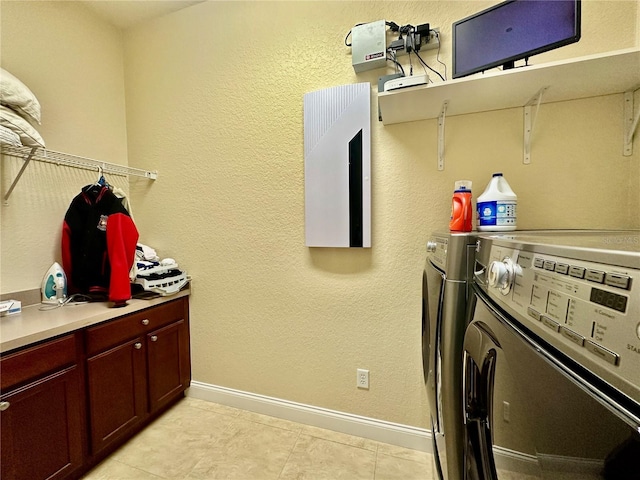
[453,0,581,79]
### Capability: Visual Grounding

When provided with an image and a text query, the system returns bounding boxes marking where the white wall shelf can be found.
[1,145,158,202]
[378,47,640,125]
[378,47,640,169]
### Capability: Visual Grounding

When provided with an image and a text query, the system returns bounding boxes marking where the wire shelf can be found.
[1,145,158,201]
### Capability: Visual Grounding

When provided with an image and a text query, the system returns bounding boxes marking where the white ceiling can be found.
[81,0,204,30]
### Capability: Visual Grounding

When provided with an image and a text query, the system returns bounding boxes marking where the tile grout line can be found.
[276,428,303,480]
[373,447,380,480]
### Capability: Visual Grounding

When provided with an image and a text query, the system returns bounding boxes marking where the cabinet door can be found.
[147,319,191,413]
[86,337,147,455]
[0,366,84,480]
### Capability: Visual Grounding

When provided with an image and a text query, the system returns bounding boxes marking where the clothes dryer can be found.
[422,232,477,480]
[464,231,640,479]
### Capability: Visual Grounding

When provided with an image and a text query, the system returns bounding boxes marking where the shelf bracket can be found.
[523,87,548,164]
[624,87,640,156]
[438,101,449,171]
[3,147,37,203]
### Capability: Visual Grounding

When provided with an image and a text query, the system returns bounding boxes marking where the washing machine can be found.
[464,231,640,479]
[422,232,477,480]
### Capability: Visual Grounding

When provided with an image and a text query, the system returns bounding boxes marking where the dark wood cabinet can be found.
[85,297,190,457]
[86,336,147,454]
[147,318,190,413]
[0,295,190,480]
[0,335,85,480]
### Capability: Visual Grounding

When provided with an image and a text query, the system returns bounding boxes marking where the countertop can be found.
[0,289,190,354]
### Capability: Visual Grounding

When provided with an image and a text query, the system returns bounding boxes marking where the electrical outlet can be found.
[421,28,440,51]
[357,369,369,389]
[503,401,510,422]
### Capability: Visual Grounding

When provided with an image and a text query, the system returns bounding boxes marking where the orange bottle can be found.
[449,180,473,232]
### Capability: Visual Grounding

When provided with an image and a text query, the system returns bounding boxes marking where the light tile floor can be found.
[82,396,435,480]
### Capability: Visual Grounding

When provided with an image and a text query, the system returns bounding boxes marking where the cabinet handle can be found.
[150,335,158,342]
[134,342,142,350]
[141,319,150,326]
[0,401,9,411]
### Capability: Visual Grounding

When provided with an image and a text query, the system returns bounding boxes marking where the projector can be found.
[384,73,429,91]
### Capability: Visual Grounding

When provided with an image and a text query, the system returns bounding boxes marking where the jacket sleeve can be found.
[61,219,77,294]
[106,212,139,303]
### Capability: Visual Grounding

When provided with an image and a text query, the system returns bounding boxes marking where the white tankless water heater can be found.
[303,82,371,248]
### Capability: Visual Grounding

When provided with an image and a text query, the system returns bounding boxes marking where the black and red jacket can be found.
[62,185,139,305]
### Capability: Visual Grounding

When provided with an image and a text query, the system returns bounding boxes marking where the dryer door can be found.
[423,261,445,479]
[465,287,640,480]
[463,317,501,480]
[464,294,547,480]
[423,261,444,401]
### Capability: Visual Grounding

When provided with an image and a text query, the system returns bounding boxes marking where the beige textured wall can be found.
[1,1,128,292]
[0,0,638,429]
[123,0,638,428]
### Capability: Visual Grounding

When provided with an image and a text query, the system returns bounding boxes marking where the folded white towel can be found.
[136,243,160,262]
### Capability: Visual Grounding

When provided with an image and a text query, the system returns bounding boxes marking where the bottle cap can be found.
[454,180,472,191]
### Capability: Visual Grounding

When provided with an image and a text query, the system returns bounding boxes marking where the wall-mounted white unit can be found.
[304,83,371,248]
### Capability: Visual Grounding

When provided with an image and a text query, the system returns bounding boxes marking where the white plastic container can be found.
[476,173,517,231]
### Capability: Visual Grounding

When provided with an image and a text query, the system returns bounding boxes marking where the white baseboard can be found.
[492,445,541,476]
[538,453,604,475]
[492,446,604,477]
[187,381,432,453]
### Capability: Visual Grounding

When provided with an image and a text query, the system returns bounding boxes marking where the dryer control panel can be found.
[474,232,640,407]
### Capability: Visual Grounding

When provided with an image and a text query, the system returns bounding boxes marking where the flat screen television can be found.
[452,0,581,79]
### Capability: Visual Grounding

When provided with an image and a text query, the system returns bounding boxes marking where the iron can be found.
[41,262,67,304]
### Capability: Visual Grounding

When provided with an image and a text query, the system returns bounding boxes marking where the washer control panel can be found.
[426,237,448,271]
[480,241,640,401]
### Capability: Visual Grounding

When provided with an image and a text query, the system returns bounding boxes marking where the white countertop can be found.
[0,289,190,354]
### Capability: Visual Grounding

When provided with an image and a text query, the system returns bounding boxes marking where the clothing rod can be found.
[2,145,158,202]
[1,145,158,179]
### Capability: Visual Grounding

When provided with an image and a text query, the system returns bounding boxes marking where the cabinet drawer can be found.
[85,299,186,356]
[0,334,77,391]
